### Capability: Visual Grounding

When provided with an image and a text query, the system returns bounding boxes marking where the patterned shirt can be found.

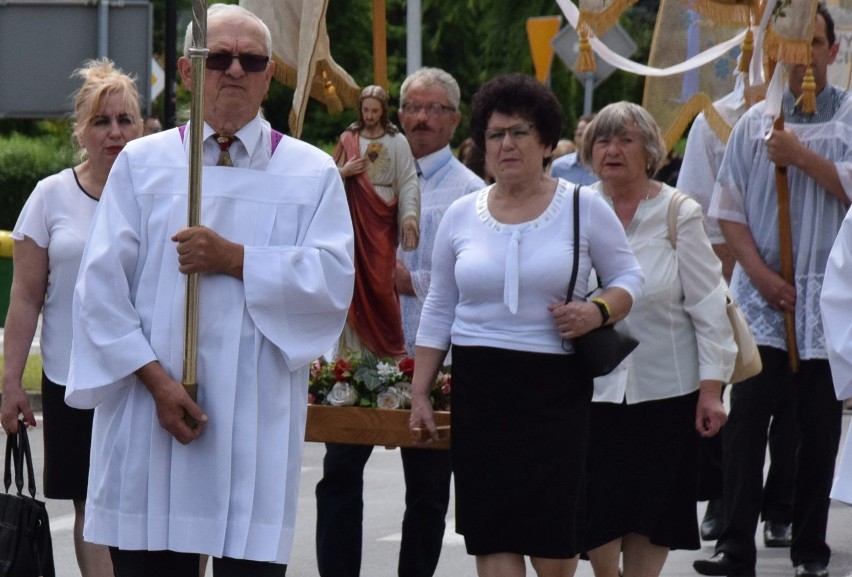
[710,85,852,358]
[397,145,484,355]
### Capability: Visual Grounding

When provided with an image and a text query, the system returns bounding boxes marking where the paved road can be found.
[17,412,852,577]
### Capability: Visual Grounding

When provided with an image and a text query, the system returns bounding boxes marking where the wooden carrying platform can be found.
[305,405,451,450]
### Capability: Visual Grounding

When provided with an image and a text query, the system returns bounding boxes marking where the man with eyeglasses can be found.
[315,70,482,577]
[317,83,420,576]
[395,67,485,576]
[64,4,354,576]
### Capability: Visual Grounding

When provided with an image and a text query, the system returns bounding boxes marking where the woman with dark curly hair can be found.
[408,73,644,577]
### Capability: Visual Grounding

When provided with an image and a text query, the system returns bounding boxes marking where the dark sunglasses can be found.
[206,52,270,73]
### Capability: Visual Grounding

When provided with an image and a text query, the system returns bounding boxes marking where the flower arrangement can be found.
[308,350,451,411]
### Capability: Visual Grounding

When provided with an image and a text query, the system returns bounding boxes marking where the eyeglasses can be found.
[400,102,455,116]
[206,52,270,73]
[484,123,535,144]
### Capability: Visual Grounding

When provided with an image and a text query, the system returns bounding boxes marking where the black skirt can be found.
[583,390,701,551]
[42,372,95,500]
[450,345,593,558]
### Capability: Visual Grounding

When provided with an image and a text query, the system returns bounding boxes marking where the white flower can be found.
[327,381,358,406]
[376,361,403,383]
[394,381,412,408]
[376,387,402,409]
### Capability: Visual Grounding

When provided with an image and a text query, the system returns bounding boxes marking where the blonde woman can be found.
[1,58,143,577]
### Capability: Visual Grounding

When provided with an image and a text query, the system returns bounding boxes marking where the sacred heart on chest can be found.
[366,142,383,163]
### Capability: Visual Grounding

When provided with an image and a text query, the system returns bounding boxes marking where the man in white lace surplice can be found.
[694,6,850,577]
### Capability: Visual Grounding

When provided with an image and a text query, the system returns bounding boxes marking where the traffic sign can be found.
[151,57,165,102]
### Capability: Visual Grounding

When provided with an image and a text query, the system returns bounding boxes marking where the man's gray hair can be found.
[183,4,272,58]
[400,67,460,110]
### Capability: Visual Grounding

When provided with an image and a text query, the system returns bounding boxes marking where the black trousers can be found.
[715,347,842,566]
[698,384,796,524]
[315,443,453,577]
[109,548,286,577]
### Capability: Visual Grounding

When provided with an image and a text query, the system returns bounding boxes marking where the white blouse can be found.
[416,179,644,355]
[12,168,98,385]
[593,184,736,404]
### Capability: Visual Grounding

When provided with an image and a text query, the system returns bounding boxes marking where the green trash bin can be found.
[0,230,12,327]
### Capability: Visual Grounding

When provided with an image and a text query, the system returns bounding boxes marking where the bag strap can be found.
[18,424,36,499]
[4,428,14,492]
[565,183,582,304]
[667,190,689,249]
[3,424,37,498]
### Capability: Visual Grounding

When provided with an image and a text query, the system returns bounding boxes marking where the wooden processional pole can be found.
[372,0,388,89]
[770,59,800,374]
[183,0,208,425]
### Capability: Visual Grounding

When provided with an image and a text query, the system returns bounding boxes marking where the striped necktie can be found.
[213,134,236,167]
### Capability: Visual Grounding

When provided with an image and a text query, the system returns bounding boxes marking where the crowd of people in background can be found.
[4,2,852,577]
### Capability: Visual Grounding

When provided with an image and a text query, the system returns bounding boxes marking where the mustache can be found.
[410,123,432,132]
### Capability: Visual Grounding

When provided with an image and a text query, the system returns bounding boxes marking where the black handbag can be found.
[0,423,55,577]
[564,184,639,378]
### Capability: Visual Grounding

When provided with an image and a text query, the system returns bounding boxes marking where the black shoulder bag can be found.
[564,184,639,378]
[0,423,55,577]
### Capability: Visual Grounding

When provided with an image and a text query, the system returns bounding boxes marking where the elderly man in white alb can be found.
[65,5,354,577]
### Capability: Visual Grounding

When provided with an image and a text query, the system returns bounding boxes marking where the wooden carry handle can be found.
[411,425,451,443]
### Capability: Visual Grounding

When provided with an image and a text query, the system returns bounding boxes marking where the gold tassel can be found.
[738,28,754,74]
[575,28,596,73]
[797,65,817,114]
[319,63,343,115]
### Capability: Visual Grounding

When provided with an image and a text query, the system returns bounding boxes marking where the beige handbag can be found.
[667,191,762,384]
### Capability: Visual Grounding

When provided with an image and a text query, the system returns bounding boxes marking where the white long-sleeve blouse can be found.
[416,179,644,356]
[593,184,736,404]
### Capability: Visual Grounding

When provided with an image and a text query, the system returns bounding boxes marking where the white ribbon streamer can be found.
[554,0,746,77]
[762,64,788,134]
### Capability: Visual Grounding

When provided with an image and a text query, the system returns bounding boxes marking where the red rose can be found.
[334,358,352,381]
[398,357,415,378]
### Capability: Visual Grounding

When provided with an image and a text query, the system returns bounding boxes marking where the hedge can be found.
[0,132,75,231]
